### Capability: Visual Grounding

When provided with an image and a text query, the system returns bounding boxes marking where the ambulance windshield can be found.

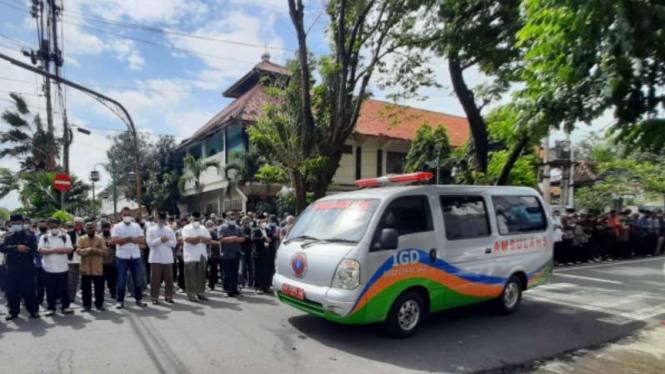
[286,199,380,245]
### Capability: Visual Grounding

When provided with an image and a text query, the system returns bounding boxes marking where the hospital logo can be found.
[291,253,307,278]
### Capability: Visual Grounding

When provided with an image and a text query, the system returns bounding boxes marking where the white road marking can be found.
[555,257,665,272]
[553,273,624,284]
[531,282,577,290]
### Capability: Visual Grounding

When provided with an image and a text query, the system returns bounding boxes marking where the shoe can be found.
[197,295,209,301]
[96,306,106,312]
[116,302,125,309]
[82,307,92,313]
[187,295,197,302]
[165,299,175,304]
[61,308,74,315]
[30,312,40,319]
[5,314,18,321]
[136,300,148,307]
[151,299,160,305]
[45,310,56,317]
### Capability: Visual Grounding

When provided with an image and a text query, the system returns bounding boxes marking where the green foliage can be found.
[19,172,93,218]
[51,210,72,223]
[178,154,220,212]
[0,207,9,221]
[255,165,287,186]
[405,123,453,183]
[519,0,665,147]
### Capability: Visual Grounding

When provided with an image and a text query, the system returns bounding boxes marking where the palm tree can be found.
[0,93,59,172]
[0,167,19,199]
[178,154,220,213]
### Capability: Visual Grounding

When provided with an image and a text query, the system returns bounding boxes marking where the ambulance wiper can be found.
[323,238,358,244]
[284,235,321,245]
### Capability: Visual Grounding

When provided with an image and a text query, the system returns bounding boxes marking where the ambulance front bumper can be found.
[273,274,362,318]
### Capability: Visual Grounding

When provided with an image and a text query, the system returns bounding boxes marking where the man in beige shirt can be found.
[77,222,108,312]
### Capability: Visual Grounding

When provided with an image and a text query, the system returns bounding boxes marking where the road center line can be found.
[555,257,665,272]
[553,273,624,284]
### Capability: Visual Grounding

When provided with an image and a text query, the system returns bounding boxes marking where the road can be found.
[0,256,663,374]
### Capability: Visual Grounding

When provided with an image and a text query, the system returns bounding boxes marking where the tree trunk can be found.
[313,151,344,200]
[293,173,307,214]
[198,189,204,214]
[496,135,530,186]
[448,54,489,173]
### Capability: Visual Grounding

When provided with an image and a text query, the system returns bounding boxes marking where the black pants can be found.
[143,252,151,285]
[81,275,105,309]
[6,270,38,316]
[35,267,46,305]
[44,271,70,311]
[222,258,239,296]
[254,249,272,291]
[208,256,222,289]
[177,258,185,290]
[103,264,117,298]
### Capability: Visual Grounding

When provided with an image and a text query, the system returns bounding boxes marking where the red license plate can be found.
[282,283,305,300]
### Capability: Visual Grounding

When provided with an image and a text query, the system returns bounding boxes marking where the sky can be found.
[0,0,609,211]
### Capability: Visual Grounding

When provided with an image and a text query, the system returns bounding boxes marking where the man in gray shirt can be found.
[218,211,245,297]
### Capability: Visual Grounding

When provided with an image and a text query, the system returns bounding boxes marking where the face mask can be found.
[23,224,31,230]
[123,216,131,224]
[102,230,111,236]
[12,224,23,233]
[261,223,268,229]
[51,228,60,236]
[192,222,200,228]
[39,227,47,233]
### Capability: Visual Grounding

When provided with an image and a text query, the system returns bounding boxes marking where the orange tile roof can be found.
[355,99,470,146]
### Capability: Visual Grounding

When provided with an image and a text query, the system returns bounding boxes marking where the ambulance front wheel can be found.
[495,275,523,315]
[385,291,426,338]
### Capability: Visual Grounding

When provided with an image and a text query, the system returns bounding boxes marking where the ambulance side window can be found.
[378,195,433,237]
[440,196,491,240]
[492,195,547,235]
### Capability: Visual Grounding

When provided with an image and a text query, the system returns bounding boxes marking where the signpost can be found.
[53,174,72,192]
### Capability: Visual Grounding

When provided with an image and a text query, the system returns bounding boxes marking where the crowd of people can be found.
[0,207,296,320]
[551,209,665,265]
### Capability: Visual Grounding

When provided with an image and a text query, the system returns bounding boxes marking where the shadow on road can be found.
[288,299,647,373]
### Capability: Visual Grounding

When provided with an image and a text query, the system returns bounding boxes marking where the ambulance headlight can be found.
[332,259,360,289]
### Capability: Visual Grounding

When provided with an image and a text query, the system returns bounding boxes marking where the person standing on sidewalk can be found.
[34,219,48,306]
[100,221,117,299]
[38,218,74,317]
[67,217,85,303]
[1,214,40,320]
[219,211,245,297]
[112,207,148,309]
[77,222,108,312]
[147,213,176,305]
[182,212,211,302]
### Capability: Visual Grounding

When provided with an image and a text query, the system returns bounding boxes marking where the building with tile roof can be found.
[177,57,470,213]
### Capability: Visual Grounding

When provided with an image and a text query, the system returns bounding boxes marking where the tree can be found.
[0,168,20,199]
[0,93,59,172]
[519,0,665,152]
[287,0,432,200]
[0,207,9,221]
[405,124,454,184]
[178,154,220,213]
[19,172,93,218]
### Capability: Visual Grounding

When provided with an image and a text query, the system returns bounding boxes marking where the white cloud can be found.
[165,109,217,138]
[65,56,81,68]
[68,0,209,24]
[62,21,105,55]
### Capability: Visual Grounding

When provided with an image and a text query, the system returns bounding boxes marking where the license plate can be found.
[282,283,305,300]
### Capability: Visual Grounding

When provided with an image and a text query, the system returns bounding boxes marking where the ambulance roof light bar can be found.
[354,172,434,188]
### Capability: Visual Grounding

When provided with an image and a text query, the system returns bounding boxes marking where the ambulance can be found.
[273,172,553,337]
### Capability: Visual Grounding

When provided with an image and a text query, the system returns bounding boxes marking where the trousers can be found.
[68,263,80,302]
[81,275,105,309]
[44,271,70,311]
[207,256,222,289]
[222,258,239,295]
[150,263,174,300]
[6,270,38,316]
[103,264,117,298]
[116,257,144,303]
[184,256,207,297]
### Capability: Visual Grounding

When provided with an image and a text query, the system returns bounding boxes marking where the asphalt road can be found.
[0,256,664,374]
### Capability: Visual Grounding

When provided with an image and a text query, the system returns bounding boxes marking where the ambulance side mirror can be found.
[376,228,399,251]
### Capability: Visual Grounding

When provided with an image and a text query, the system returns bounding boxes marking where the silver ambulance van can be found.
[273,173,553,337]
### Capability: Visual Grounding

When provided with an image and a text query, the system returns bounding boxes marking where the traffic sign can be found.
[53,174,72,192]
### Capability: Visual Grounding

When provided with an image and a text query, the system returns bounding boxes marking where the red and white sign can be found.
[53,174,72,192]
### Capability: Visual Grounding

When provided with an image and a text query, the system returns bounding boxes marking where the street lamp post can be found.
[90,163,105,218]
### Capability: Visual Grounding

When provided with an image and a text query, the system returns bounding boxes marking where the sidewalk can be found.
[532,323,665,374]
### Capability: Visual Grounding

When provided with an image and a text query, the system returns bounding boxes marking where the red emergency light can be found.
[353,172,434,188]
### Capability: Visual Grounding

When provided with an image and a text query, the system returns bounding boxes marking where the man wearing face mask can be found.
[252,216,274,294]
[34,219,48,306]
[1,214,40,320]
[100,221,117,299]
[111,207,148,309]
[77,222,108,312]
[67,217,85,303]
[219,211,245,297]
[182,212,211,302]
[147,212,177,304]
[39,218,74,316]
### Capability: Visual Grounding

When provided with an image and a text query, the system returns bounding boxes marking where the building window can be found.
[376,149,383,177]
[439,196,490,240]
[224,199,243,211]
[188,144,202,160]
[205,202,219,214]
[355,146,362,180]
[226,125,245,158]
[203,132,224,158]
[386,151,407,174]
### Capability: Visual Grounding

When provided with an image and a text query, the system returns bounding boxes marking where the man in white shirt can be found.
[182,212,212,302]
[39,218,74,316]
[147,212,177,305]
[112,207,148,309]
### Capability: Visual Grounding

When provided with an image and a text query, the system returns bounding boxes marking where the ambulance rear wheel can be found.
[495,275,522,315]
[386,291,425,338]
